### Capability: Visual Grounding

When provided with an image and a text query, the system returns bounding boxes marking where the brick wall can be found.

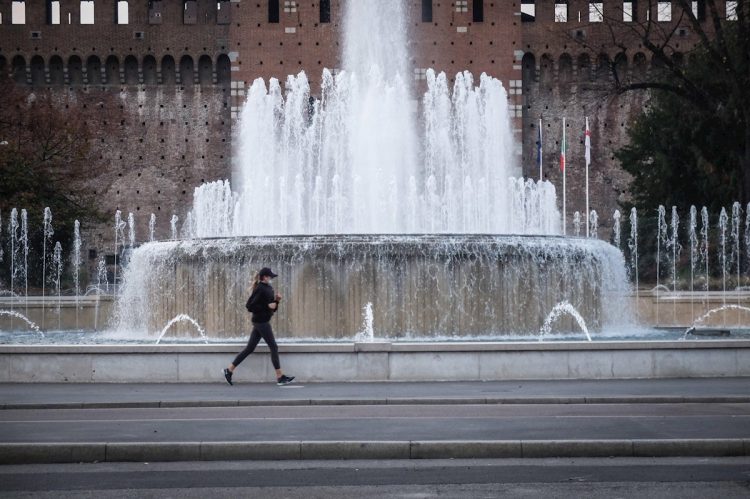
[0,0,725,264]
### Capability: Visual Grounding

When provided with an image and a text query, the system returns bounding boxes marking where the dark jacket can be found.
[245,282,279,324]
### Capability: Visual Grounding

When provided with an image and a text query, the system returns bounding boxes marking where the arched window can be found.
[179,55,194,86]
[198,55,213,86]
[12,55,27,84]
[68,55,84,85]
[216,54,231,87]
[105,55,120,85]
[614,52,628,82]
[48,55,64,85]
[577,53,591,81]
[558,53,573,84]
[161,55,176,84]
[595,53,611,81]
[142,55,157,85]
[30,55,45,86]
[632,52,647,78]
[124,55,139,85]
[539,54,553,87]
[86,55,102,84]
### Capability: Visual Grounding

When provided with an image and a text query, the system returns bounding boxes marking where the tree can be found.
[575,0,749,210]
[0,79,114,290]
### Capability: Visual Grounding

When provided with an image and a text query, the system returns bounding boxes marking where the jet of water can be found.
[114,210,126,295]
[589,210,598,239]
[8,209,18,318]
[700,207,709,301]
[668,206,681,293]
[155,314,209,344]
[73,220,82,329]
[689,206,698,320]
[573,211,581,237]
[612,210,621,248]
[94,256,108,331]
[719,208,729,315]
[42,207,54,331]
[53,242,63,330]
[149,213,156,242]
[0,310,44,337]
[628,207,639,302]
[655,205,667,325]
[170,215,179,240]
[128,212,136,247]
[539,301,591,342]
[20,209,28,315]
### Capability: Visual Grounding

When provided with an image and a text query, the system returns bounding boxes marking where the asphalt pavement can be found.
[1,378,749,463]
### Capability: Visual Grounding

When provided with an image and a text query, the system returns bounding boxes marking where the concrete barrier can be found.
[1,340,749,382]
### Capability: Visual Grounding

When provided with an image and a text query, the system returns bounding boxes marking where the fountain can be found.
[1,1,749,383]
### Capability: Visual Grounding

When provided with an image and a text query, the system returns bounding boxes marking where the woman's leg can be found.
[229,326,262,371]
[255,322,281,370]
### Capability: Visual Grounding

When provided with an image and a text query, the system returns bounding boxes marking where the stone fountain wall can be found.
[115,235,629,340]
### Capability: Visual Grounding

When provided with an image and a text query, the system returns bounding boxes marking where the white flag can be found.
[584,117,591,168]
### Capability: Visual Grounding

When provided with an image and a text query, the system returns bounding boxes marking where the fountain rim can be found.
[154,233,605,244]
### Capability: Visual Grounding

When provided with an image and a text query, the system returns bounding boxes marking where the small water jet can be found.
[538,301,591,342]
[155,314,209,344]
[0,310,43,337]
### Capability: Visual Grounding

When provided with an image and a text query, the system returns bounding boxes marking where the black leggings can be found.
[232,321,280,370]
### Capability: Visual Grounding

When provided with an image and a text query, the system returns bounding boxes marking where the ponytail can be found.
[250,271,260,292]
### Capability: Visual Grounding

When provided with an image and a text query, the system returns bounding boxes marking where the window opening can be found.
[320,0,330,22]
[12,1,26,24]
[521,0,535,22]
[80,1,95,24]
[623,1,633,21]
[117,1,128,24]
[269,0,280,22]
[657,2,671,21]
[455,0,468,13]
[422,0,432,22]
[284,1,297,13]
[555,2,568,22]
[48,1,61,24]
[589,2,603,22]
[726,1,738,20]
[472,0,483,22]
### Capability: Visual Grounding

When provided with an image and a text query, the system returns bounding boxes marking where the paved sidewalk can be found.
[1,378,749,463]
[2,378,750,409]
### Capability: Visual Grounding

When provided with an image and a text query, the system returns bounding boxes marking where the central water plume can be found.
[187,0,559,237]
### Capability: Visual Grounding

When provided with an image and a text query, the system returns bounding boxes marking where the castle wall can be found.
[0,0,726,282]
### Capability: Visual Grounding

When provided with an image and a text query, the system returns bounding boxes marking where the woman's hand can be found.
[269,302,278,310]
[275,293,283,301]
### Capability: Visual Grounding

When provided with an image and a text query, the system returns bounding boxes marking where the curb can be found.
[4,395,750,410]
[1,439,748,464]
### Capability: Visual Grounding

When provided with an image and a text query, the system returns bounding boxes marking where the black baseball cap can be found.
[259,267,278,278]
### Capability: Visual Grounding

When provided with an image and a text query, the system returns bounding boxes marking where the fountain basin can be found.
[115,234,629,339]
[1,340,748,382]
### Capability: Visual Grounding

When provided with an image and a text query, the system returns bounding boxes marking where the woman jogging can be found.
[223,267,295,386]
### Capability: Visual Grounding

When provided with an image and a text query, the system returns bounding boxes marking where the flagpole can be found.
[585,117,590,238]
[562,117,566,235]
[538,118,543,182]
